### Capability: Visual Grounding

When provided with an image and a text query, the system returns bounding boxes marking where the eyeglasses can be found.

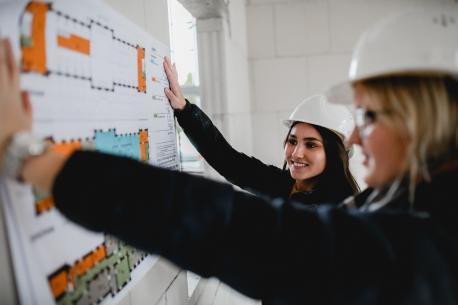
[354,107,390,137]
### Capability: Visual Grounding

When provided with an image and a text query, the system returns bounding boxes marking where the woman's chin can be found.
[290,169,314,181]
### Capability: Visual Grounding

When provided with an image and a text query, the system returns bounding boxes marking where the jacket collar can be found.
[344,161,458,216]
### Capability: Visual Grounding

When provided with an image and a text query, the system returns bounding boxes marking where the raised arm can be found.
[51,150,417,304]
[163,57,292,197]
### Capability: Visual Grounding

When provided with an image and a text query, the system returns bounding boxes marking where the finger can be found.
[164,63,181,93]
[21,91,33,129]
[163,56,173,74]
[162,57,182,95]
[163,58,173,78]
[163,56,170,70]
[0,39,8,88]
[164,87,177,101]
[163,58,177,84]
[163,62,180,93]
[172,63,178,80]
[21,91,32,113]
[169,79,181,95]
[4,39,19,86]
[169,63,181,90]
[165,56,172,67]
[163,57,177,82]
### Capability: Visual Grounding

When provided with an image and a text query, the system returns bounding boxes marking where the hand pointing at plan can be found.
[0,38,67,191]
[0,39,32,166]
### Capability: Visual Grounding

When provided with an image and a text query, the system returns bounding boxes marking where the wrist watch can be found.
[2,131,49,182]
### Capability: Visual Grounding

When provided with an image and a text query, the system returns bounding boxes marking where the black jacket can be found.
[175,101,348,205]
[53,151,458,305]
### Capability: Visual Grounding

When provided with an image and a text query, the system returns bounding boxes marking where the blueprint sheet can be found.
[0,0,179,304]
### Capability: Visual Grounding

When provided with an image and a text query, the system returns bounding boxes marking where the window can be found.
[168,0,204,175]
[168,0,203,298]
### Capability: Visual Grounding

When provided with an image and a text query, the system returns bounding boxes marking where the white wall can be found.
[246,0,456,188]
[193,0,253,181]
[105,0,170,46]
[223,0,253,156]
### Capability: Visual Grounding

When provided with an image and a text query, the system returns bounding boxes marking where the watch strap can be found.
[2,132,49,182]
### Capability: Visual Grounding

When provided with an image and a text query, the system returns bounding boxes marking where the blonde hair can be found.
[355,75,458,197]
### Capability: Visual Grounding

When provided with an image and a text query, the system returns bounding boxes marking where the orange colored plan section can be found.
[21,2,49,74]
[68,245,107,285]
[52,141,83,156]
[137,47,146,93]
[35,141,82,215]
[49,269,68,299]
[36,197,55,214]
[57,34,90,55]
[139,130,149,161]
[48,245,107,299]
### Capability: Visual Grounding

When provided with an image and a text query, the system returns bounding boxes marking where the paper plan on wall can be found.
[0,0,179,304]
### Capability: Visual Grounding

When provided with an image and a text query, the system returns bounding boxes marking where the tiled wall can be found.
[246,0,456,187]
[105,0,170,46]
[208,0,254,157]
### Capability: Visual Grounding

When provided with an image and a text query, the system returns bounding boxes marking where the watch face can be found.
[4,133,48,181]
[28,142,47,156]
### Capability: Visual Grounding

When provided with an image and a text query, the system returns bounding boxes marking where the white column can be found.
[196,18,229,133]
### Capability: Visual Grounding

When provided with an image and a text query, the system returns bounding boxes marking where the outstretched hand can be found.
[163,56,186,111]
[0,38,32,161]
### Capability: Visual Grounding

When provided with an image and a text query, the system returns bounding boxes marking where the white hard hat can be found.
[284,94,354,142]
[326,6,458,104]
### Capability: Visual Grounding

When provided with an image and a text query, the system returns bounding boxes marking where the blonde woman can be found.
[1,6,457,305]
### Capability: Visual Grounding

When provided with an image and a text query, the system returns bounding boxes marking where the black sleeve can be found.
[52,151,425,304]
[175,101,292,197]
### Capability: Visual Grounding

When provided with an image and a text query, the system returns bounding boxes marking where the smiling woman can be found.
[325,7,458,213]
[349,83,409,189]
[350,75,458,198]
[163,56,360,206]
[284,122,327,186]
[281,95,359,201]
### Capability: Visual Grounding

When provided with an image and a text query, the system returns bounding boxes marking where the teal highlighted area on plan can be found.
[95,129,141,160]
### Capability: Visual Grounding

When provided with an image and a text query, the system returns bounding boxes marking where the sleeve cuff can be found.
[174,99,192,117]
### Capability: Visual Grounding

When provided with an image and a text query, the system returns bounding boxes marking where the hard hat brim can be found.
[324,82,354,105]
[282,118,355,158]
[283,119,294,128]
